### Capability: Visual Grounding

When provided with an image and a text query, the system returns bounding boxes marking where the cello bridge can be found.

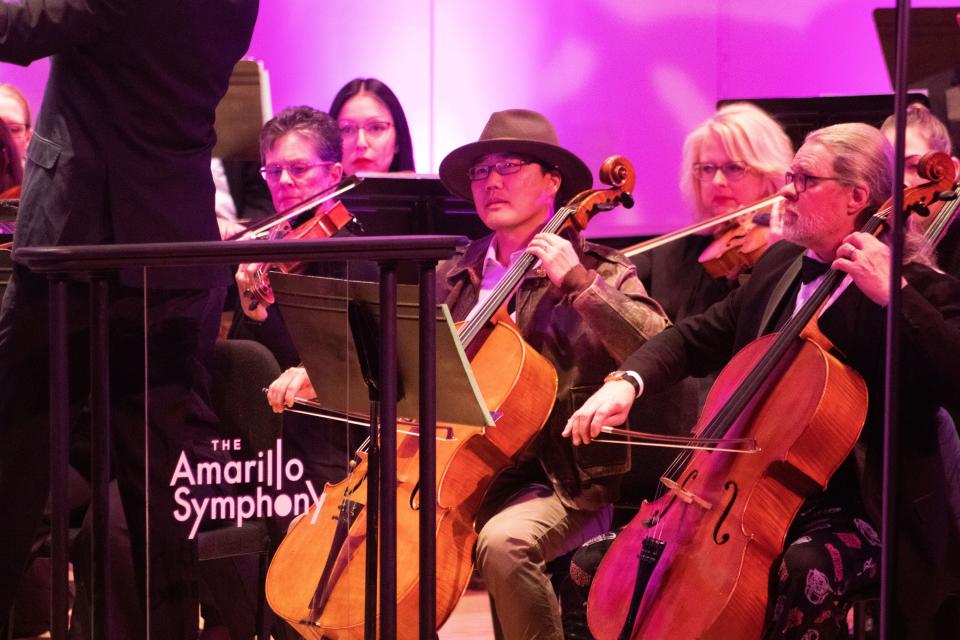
[660,476,713,511]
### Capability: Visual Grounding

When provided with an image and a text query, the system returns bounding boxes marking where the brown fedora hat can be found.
[439,109,592,204]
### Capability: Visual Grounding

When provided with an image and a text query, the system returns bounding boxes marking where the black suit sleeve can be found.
[896,268,960,408]
[0,0,129,65]
[820,265,960,414]
[621,281,743,393]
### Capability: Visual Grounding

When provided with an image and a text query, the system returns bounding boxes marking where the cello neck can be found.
[924,185,960,247]
[457,202,578,348]
[694,212,890,443]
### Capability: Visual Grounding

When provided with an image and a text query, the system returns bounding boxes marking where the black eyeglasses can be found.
[338,120,393,140]
[783,171,843,193]
[259,161,333,182]
[692,161,751,182]
[467,159,534,181]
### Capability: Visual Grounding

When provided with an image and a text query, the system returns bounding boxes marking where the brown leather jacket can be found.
[437,232,669,510]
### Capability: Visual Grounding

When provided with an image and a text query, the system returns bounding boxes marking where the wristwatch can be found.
[603,370,642,398]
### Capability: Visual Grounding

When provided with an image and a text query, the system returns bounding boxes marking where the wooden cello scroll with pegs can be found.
[586,152,955,640]
[265,156,638,640]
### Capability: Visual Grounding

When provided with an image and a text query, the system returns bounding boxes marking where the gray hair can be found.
[259,106,342,164]
[0,83,30,128]
[804,123,893,212]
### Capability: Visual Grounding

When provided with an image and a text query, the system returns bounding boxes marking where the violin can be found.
[586,152,956,640]
[230,177,361,310]
[622,194,784,280]
[264,156,637,640]
[697,201,778,280]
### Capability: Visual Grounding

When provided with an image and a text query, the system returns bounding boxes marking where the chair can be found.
[847,590,878,640]
[1,245,12,302]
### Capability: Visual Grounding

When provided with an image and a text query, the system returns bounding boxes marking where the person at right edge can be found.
[566,122,960,639]
[0,1,259,638]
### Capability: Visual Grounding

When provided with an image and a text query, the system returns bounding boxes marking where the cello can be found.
[265,156,638,639]
[585,152,956,640]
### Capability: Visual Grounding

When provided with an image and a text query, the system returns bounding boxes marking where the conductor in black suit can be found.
[0,1,259,637]
[566,122,960,639]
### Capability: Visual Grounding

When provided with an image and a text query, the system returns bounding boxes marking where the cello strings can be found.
[647,211,887,526]
[458,204,577,346]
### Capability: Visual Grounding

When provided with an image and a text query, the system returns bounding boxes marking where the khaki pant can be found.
[475,483,612,640]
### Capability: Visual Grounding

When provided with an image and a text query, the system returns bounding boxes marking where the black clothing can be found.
[622,240,960,631]
[0,1,258,636]
[623,236,739,503]
[1,0,258,288]
[631,234,737,322]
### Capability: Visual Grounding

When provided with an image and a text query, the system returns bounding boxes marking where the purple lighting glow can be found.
[2,0,949,236]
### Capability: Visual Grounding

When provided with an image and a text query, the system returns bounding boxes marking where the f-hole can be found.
[712,481,738,545]
[410,480,421,510]
[345,469,368,496]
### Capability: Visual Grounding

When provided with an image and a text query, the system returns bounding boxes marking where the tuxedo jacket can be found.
[622,240,960,617]
[0,0,259,287]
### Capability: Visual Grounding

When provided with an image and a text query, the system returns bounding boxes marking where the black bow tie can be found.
[799,255,830,284]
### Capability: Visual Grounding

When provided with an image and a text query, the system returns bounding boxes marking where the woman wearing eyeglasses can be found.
[329,78,415,175]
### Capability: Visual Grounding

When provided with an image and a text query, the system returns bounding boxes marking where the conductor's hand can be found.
[267,366,316,413]
[562,380,639,446]
[526,233,581,288]
[235,263,270,322]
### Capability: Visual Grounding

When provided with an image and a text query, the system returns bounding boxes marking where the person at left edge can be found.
[0,1,259,638]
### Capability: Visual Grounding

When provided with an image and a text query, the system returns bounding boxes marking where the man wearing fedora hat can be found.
[263,109,668,638]
[435,109,669,639]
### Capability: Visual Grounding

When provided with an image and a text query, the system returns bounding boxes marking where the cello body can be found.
[265,316,558,639]
[587,331,868,640]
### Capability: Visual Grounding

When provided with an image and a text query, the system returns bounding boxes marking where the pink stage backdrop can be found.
[2,0,955,236]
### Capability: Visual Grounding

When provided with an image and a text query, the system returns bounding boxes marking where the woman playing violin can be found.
[229,106,372,506]
[234,106,345,324]
[635,102,793,323]
[566,123,960,639]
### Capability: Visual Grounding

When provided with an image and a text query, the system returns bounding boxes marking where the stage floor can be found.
[438,587,494,639]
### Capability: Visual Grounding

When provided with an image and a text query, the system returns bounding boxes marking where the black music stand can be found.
[874,7,960,141]
[269,271,491,640]
[716,94,930,152]
[270,272,491,427]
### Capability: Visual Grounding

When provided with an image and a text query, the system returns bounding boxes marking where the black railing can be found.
[14,235,469,640]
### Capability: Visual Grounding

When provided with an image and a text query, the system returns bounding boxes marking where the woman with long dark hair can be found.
[329,77,415,174]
